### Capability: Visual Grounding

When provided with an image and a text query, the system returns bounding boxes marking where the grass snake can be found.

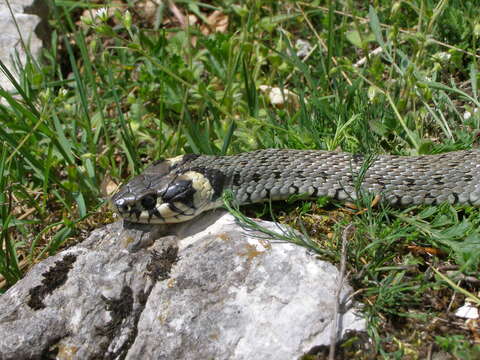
[112,149,480,223]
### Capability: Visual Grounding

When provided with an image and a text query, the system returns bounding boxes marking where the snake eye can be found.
[140,194,157,210]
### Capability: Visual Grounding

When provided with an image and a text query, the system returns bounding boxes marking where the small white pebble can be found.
[295,39,312,58]
[455,302,479,319]
[433,51,451,62]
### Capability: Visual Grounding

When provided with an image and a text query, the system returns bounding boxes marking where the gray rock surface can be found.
[0,0,48,92]
[0,211,365,359]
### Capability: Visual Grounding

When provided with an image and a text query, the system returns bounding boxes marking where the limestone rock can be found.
[0,0,48,92]
[0,211,365,359]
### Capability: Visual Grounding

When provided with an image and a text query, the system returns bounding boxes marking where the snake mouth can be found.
[113,195,196,224]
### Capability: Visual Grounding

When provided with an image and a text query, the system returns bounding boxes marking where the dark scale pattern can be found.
[113,149,480,223]
[164,149,480,207]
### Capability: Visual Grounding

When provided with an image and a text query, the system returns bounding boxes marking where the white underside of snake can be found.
[111,149,480,224]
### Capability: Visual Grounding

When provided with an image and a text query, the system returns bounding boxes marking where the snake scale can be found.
[112,149,480,223]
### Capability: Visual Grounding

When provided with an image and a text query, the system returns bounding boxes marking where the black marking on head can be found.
[163,179,196,207]
[168,202,182,214]
[149,208,163,221]
[273,171,282,179]
[190,167,225,199]
[464,174,473,182]
[404,178,415,185]
[141,194,157,210]
[168,202,192,216]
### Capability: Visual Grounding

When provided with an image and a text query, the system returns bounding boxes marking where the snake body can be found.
[112,149,480,223]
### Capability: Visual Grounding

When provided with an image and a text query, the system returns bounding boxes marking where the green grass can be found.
[1,0,480,357]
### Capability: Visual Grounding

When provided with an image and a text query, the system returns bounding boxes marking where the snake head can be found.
[112,165,225,224]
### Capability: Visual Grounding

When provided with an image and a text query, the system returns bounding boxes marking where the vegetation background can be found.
[0,0,479,358]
